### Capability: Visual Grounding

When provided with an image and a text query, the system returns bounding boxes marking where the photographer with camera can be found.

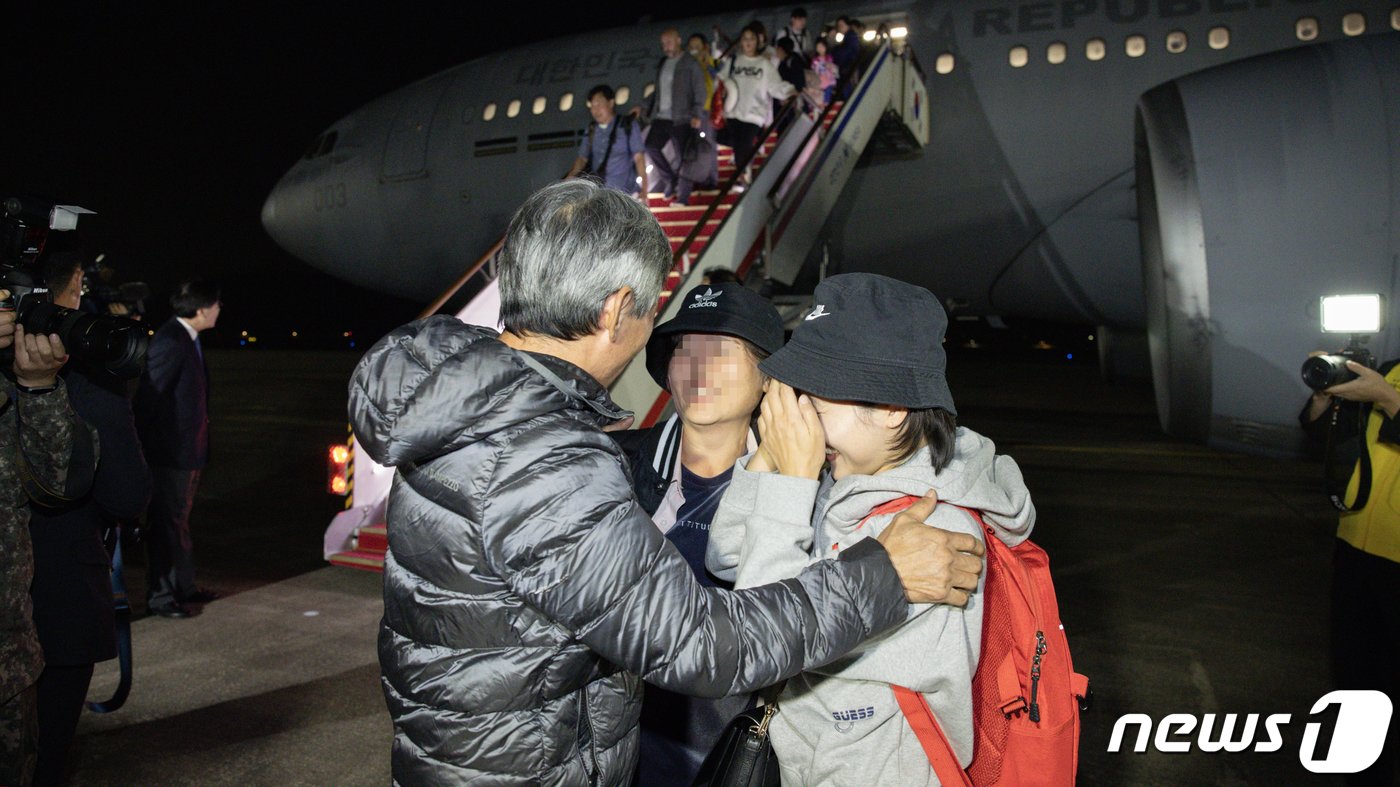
[1301,351,1400,786]
[0,295,89,787]
[26,251,151,785]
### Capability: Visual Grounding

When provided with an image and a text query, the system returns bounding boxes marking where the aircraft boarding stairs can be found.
[327,42,930,571]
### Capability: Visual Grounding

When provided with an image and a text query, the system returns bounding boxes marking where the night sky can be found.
[1,1,765,349]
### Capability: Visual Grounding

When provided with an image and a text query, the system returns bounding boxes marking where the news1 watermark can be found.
[1107,690,1393,774]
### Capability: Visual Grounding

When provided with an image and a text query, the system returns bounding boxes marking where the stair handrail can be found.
[764,41,896,210]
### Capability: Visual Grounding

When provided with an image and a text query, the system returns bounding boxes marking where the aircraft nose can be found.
[260,166,317,264]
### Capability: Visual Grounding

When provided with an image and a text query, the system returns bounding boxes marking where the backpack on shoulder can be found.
[863,497,1090,786]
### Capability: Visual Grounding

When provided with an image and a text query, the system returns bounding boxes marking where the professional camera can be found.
[1300,294,1384,391]
[1302,340,1376,390]
[1,196,148,378]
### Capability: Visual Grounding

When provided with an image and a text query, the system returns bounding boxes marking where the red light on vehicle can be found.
[328,442,351,496]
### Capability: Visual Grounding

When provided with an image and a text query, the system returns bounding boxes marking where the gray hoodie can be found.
[706,427,1035,786]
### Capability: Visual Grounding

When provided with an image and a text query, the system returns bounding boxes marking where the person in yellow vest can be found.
[1302,355,1400,786]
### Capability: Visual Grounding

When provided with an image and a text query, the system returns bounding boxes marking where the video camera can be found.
[1300,294,1384,391]
[1,196,148,378]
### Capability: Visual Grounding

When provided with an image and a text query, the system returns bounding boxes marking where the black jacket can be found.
[349,317,908,785]
[30,366,151,665]
[134,318,209,469]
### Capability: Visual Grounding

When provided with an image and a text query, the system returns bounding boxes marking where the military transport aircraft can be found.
[262,0,1400,458]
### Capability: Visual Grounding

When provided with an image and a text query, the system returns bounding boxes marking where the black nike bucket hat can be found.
[758,273,957,415]
[646,282,786,389]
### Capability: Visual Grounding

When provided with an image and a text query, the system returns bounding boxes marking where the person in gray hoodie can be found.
[708,273,1036,786]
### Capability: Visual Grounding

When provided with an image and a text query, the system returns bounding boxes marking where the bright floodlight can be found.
[891,26,909,39]
[863,30,877,41]
[1321,294,1383,333]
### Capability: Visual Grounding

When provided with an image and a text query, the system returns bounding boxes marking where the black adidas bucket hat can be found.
[645,282,785,389]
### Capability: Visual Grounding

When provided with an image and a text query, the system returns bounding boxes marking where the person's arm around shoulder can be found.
[811,504,986,684]
[480,433,977,699]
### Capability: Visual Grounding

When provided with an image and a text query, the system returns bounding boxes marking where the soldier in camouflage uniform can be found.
[0,294,89,787]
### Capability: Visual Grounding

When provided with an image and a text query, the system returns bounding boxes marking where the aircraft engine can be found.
[1135,32,1400,456]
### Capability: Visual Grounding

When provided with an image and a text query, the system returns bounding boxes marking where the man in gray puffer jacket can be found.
[349,180,986,785]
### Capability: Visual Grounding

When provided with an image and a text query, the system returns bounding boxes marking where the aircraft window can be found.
[1166,30,1187,53]
[1208,27,1230,49]
[935,53,955,74]
[617,85,632,104]
[1342,12,1366,35]
[559,92,574,112]
[1085,39,1106,61]
[1296,17,1319,40]
[462,106,476,124]
[319,131,337,157]
[507,99,521,118]
[483,103,497,121]
[1047,42,1067,64]
[1009,46,1029,68]
[532,96,547,115]
[643,83,655,99]
[1125,35,1147,58]
[1392,8,1400,30]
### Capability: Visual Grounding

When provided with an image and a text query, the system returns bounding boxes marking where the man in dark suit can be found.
[134,280,220,619]
[28,252,152,784]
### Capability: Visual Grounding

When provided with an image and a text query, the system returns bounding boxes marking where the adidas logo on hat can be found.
[805,304,832,320]
[690,288,721,309]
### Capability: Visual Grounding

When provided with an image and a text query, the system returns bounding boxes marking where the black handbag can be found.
[691,697,781,787]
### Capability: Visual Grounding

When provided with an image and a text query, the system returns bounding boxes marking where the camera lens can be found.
[1301,354,1356,391]
[19,300,148,379]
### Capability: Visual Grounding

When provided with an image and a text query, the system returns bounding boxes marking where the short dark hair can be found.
[170,280,220,318]
[41,250,84,294]
[775,37,795,55]
[792,8,808,18]
[702,267,739,285]
[890,407,958,471]
[688,32,707,45]
[586,84,614,102]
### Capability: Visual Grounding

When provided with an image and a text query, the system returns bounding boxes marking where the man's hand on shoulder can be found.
[876,491,985,606]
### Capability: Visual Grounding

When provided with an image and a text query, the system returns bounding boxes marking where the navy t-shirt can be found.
[637,464,746,785]
[666,465,735,589]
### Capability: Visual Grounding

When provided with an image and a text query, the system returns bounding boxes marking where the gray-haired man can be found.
[349,180,984,784]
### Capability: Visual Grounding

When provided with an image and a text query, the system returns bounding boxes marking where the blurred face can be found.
[791,16,807,32]
[815,40,827,56]
[688,36,707,60]
[668,334,765,426]
[740,30,758,56]
[660,31,682,56]
[587,92,616,125]
[836,19,850,34]
[808,395,905,481]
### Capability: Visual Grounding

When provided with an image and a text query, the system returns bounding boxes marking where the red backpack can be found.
[864,497,1090,786]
